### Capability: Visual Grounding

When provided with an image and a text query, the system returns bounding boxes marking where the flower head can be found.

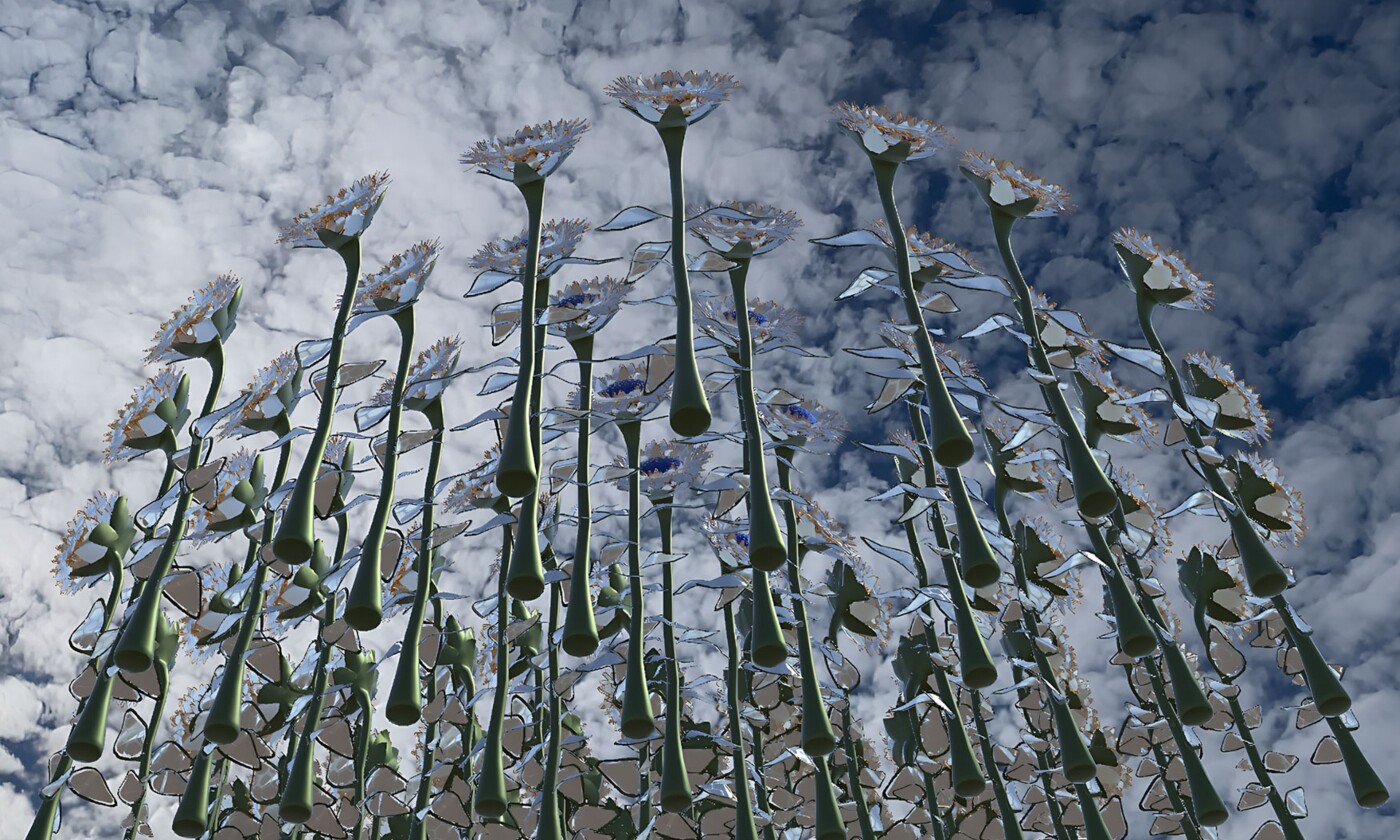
[469,218,590,279]
[186,449,259,545]
[146,274,242,364]
[1233,452,1305,547]
[1019,516,1083,608]
[445,446,503,513]
[53,492,123,594]
[461,118,590,181]
[1031,292,1105,368]
[1110,465,1172,553]
[703,516,751,568]
[350,239,442,313]
[545,276,630,340]
[370,336,463,409]
[622,440,711,500]
[278,172,391,246]
[179,563,235,661]
[1111,228,1213,311]
[984,416,1061,497]
[686,201,801,258]
[833,103,955,161]
[605,70,740,125]
[582,361,670,422]
[221,349,300,438]
[866,220,982,279]
[105,367,185,463]
[1074,357,1158,447]
[793,493,862,569]
[1184,352,1271,444]
[696,296,802,351]
[960,150,1074,218]
[758,397,846,451]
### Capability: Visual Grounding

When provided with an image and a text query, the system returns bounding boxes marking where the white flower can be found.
[105,367,184,462]
[221,350,299,438]
[961,150,1074,217]
[146,274,242,364]
[606,70,741,125]
[1185,352,1271,444]
[545,276,630,339]
[468,218,590,279]
[53,492,120,594]
[696,296,802,351]
[833,103,955,161]
[1111,227,1214,311]
[582,362,670,422]
[278,172,391,246]
[350,239,442,313]
[369,336,462,408]
[686,201,801,257]
[461,119,590,181]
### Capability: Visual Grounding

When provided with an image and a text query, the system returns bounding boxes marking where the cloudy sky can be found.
[1,0,1396,837]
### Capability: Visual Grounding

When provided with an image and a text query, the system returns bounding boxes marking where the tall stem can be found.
[659,124,711,436]
[562,335,599,655]
[497,178,547,497]
[618,421,655,739]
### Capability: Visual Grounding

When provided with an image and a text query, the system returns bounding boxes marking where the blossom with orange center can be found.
[444,446,504,514]
[146,274,242,364]
[105,366,184,463]
[349,239,442,313]
[865,219,982,278]
[278,171,391,246]
[961,150,1074,217]
[833,103,955,161]
[220,349,299,438]
[1233,452,1305,547]
[606,70,740,125]
[1184,352,1271,445]
[461,118,590,181]
[696,295,802,351]
[368,336,463,409]
[686,201,801,257]
[468,218,590,279]
[53,491,121,594]
[1111,227,1214,311]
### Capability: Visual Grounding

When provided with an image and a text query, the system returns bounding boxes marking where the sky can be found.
[1,0,1397,837]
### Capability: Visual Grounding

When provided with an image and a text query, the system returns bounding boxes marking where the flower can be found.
[960,150,1074,218]
[833,103,955,161]
[758,397,846,451]
[369,336,463,410]
[349,239,442,313]
[581,361,671,422]
[1184,352,1271,445]
[53,492,123,594]
[146,274,242,364]
[278,171,391,246]
[445,446,504,513]
[179,563,235,661]
[186,449,259,545]
[468,218,590,279]
[221,350,300,438]
[792,492,862,570]
[605,70,740,125]
[1110,465,1172,553]
[1019,516,1083,607]
[621,439,711,500]
[1111,227,1213,311]
[461,119,590,181]
[105,367,185,463]
[983,416,1061,497]
[1074,357,1158,446]
[879,322,980,380]
[702,516,751,568]
[696,295,802,351]
[685,201,801,258]
[1233,452,1306,547]
[865,220,982,279]
[545,276,630,340]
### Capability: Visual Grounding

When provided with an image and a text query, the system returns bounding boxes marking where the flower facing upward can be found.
[833,103,955,161]
[369,336,463,408]
[583,362,670,422]
[546,276,630,340]
[686,201,802,257]
[605,70,741,125]
[758,397,846,451]
[278,171,391,246]
[53,491,120,594]
[350,239,442,313]
[622,439,712,500]
[1234,452,1306,547]
[1184,352,1271,445]
[146,274,242,364]
[1111,227,1214,311]
[469,218,590,278]
[461,118,590,181]
[696,296,802,351]
[866,220,982,279]
[105,367,184,463]
[221,349,299,438]
[960,150,1074,217]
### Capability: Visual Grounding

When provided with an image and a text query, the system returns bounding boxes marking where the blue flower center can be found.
[723,309,769,326]
[640,455,682,475]
[556,292,598,307]
[735,533,750,548]
[600,378,645,398]
[782,404,817,424]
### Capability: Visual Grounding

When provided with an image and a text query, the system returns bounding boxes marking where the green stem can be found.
[618,421,655,739]
[722,603,759,840]
[562,335,599,655]
[497,178,547,498]
[728,260,786,570]
[658,124,711,437]
[474,519,515,820]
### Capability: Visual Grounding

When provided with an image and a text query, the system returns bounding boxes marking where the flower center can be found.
[556,292,598,308]
[640,455,682,475]
[600,378,645,398]
[782,404,817,424]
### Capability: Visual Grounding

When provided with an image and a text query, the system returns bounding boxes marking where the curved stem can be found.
[498,179,547,497]
[562,336,598,655]
[659,124,711,436]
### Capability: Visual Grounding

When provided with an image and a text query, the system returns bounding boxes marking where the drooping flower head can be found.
[1074,357,1158,447]
[1018,516,1084,608]
[1030,291,1106,369]
[605,70,741,125]
[703,516,751,569]
[53,492,126,594]
[582,361,671,422]
[960,150,1074,218]
[1109,465,1172,554]
[1184,352,1271,445]
[221,349,300,439]
[686,201,801,258]
[1111,227,1214,312]
[105,367,186,463]
[278,171,391,246]
[350,239,442,313]
[461,118,590,181]
[468,218,590,279]
[186,449,260,545]
[833,103,955,161]
[696,295,802,351]
[1232,452,1306,547]
[866,220,982,279]
[445,446,504,513]
[758,397,846,451]
[545,276,630,340]
[620,439,712,500]
[146,274,243,364]
[370,336,463,410]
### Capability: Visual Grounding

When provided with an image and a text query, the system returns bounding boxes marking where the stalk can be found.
[278,597,336,824]
[618,420,656,739]
[656,505,693,812]
[537,561,565,840]
[658,122,712,436]
[497,178,547,497]
[722,603,759,840]
[727,259,785,570]
[561,334,599,655]
[473,518,515,819]
[506,273,551,601]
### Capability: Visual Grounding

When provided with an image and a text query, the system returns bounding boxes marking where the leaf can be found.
[836,267,895,301]
[597,205,666,231]
[811,229,888,249]
[463,270,515,298]
[68,768,116,807]
[1102,341,1166,376]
